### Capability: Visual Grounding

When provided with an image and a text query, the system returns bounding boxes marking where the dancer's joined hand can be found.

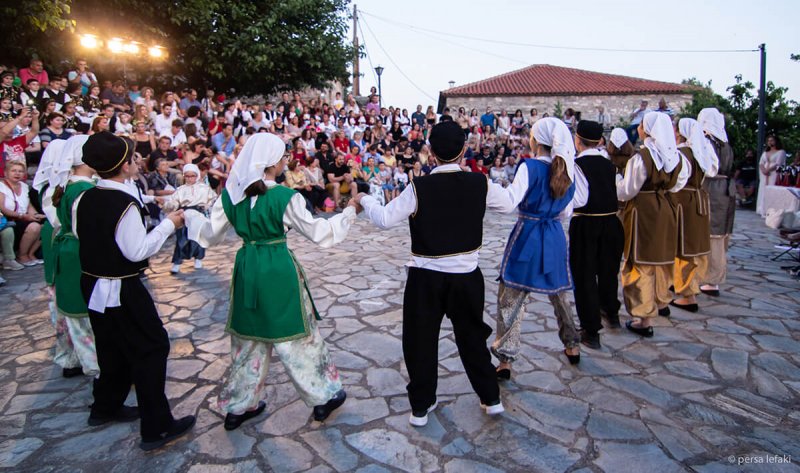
[347,198,363,214]
[166,210,185,229]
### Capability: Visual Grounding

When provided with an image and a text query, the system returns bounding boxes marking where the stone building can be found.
[438,64,692,126]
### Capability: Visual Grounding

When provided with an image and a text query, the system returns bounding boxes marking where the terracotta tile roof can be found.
[442,64,687,97]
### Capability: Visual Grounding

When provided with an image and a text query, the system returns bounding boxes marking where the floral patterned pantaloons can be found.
[52,292,99,375]
[218,288,342,415]
[491,282,580,363]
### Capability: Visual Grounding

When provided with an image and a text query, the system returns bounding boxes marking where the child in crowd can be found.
[394,162,409,194]
[378,161,395,203]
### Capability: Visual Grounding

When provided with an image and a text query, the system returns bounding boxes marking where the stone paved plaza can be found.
[0,209,798,473]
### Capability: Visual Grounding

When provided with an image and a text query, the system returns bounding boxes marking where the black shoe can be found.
[669,300,699,313]
[668,285,675,292]
[88,405,140,426]
[312,390,346,422]
[626,320,654,338]
[139,415,196,452]
[579,330,601,350]
[700,288,720,297]
[602,312,621,329]
[496,367,511,381]
[563,349,580,365]
[658,306,671,317]
[224,401,266,431]
[62,367,83,378]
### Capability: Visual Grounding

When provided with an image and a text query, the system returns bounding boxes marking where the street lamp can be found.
[448,80,455,89]
[374,65,384,109]
[80,34,99,49]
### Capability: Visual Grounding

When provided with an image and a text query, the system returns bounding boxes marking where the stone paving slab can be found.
[0,209,798,472]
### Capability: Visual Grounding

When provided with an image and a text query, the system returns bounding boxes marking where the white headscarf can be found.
[50,135,90,189]
[33,139,67,192]
[697,108,728,143]
[610,128,629,149]
[678,118,717,173]
[226,133,286,205]
[642,112,680,172]
[531,117,575,181]
[182,163,200,177]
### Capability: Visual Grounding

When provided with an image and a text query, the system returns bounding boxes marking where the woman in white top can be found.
[756,134,787,215]
[0,160,45,265]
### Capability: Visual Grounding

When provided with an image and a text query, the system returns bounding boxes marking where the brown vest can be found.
[673,147,711,257]
[622,148,682,265]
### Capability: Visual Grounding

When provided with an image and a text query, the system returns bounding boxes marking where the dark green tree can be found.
[2,0,354,95]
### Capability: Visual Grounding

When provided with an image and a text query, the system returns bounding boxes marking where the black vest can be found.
[574,153,619,215]
[409,171,487,257]
[77,187,149,278]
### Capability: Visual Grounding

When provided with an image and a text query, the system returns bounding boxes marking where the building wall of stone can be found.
[444,93,693,126]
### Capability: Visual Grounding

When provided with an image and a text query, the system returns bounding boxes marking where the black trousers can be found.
[297,187,327,210]
[569,215,624,334]
[403,267,499,412]
[81,275,174,440]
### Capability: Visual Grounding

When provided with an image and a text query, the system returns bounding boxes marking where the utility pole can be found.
[352,4,360,97]
[757,43,767,155]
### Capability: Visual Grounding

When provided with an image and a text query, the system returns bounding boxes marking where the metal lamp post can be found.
[374,65,384,108]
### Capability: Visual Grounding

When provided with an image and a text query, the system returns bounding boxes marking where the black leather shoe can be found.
[626,320,654,338]
[579,330,601,350]
[669,300,699,313]
[88,405,140,426]
[140,415,196,452]
[563,349,580,365]
[224,401,266,431]
[658,306,671,317]
[700,288,720,297]
[496,368,511,381]
[62,367,83,378]
[312,390,346,421]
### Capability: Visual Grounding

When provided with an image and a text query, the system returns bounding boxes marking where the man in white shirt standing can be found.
[355,121,517,428]
[76,131,195,451]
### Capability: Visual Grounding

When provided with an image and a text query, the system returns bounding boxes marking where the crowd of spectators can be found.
[0,56,622,284]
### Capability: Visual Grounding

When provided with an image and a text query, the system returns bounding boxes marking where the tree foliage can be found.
[1,0,354,95]
[680,76,800,162]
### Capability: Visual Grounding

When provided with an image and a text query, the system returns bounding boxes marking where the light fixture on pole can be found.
[80,34,99,49]
[374,65,384,109]
[448,80,455,88]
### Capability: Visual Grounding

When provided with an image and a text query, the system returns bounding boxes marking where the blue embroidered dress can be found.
[500,159,575,294]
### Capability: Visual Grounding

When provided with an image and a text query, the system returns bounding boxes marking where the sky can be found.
[347,0,800,111]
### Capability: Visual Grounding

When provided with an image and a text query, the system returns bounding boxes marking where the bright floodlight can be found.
[108,38,124,54]
[124,42,140,54]
[148,46,164,58]
[80,34,99,49]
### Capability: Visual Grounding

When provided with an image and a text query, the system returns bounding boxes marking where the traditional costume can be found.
[494,117,583,367]
[76,131,194,451]
[617,112,690,336]
[162,163,216,274]
[569,121,625,348]
[360,121,507,427]
[34,140,84,377]
[671,119,719,311]
[50,135,99,376]
[697,108,735,296]
[188,133,350,429]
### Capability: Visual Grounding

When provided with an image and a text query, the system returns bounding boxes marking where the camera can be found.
[26,99,36,111]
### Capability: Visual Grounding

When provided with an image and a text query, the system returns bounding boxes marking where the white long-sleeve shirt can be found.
[74,179,176,313]
[185,180,356,250]
[616,153,691,202]
[359,161,586,274]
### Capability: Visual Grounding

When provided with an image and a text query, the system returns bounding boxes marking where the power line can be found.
[361,10,759,54]
[359,15,438,102]
[356,17,379,85]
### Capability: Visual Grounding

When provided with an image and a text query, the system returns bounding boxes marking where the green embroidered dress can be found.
[54,179,95,317]
[221,186,319,343]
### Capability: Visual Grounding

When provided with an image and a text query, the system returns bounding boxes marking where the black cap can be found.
[82,131,130,174]
[576,120,603,142]
[428,121,465,162]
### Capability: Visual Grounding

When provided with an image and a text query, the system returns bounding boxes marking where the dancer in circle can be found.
[188,133,358,430]
[493,117,585,371]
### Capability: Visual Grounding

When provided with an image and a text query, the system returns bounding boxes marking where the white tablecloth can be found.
[761,186,800,216]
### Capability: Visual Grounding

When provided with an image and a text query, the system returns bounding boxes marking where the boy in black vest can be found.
[356,121,508,427]
[76,132,195,451]
[569,121,625,349]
